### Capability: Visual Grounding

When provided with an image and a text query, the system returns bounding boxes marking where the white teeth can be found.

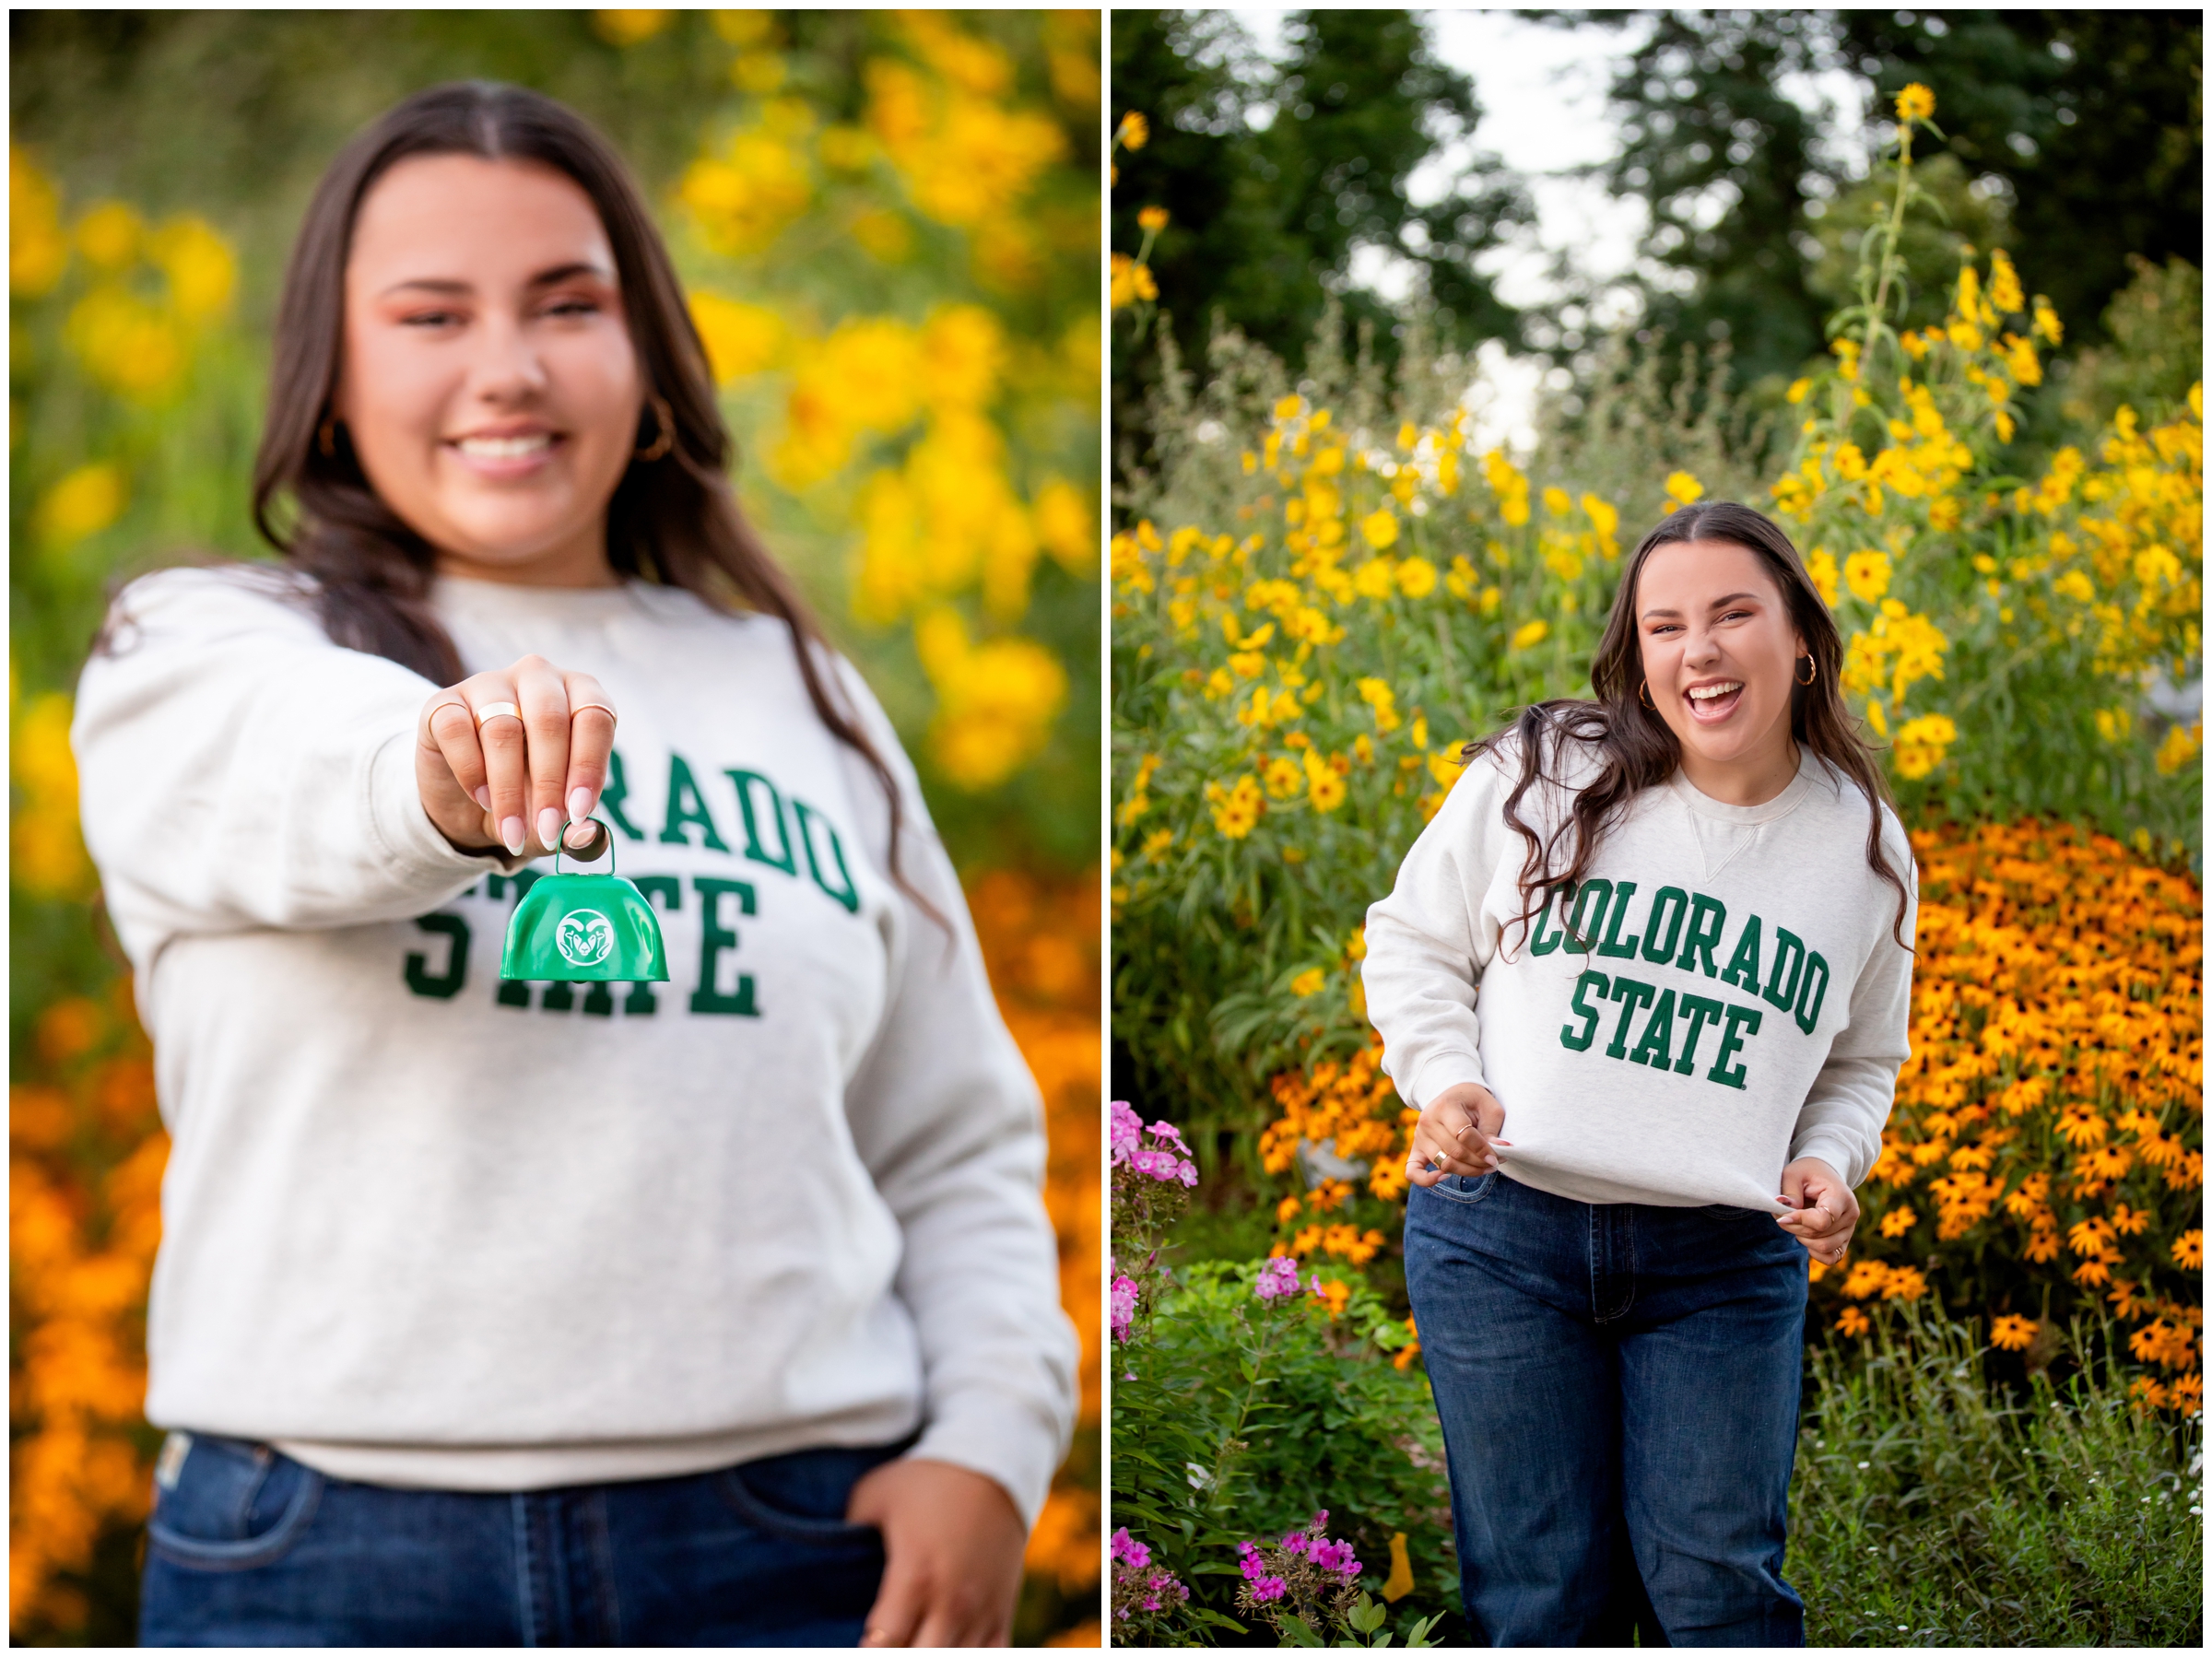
[1688,682,1743,701]
[456,433,552,457]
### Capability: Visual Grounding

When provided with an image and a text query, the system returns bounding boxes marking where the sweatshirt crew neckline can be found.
[428,571,688,624]
[1665,743,1820,825]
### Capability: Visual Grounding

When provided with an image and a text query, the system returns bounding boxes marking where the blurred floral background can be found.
[10,9,1099,1643]
[1109,12,2198,1646]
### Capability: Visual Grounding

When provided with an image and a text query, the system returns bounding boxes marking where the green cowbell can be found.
[500,819,669,983]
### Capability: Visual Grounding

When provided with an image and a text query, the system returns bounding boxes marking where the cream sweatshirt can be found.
[73,566,1076,1523]
[1362,717,1919,1213]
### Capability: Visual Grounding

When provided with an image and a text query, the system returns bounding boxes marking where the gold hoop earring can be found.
[1794,655,1818,687]
[634,394,675,463]
[1637,679,1655,710]
[318,418,339,459]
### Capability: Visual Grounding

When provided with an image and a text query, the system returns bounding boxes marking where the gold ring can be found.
[570,701,618,723]
[474,701,523,727]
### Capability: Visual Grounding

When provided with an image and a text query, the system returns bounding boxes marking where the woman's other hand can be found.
[1406,1082,1512,1187]
[848,1458,1026,1647]
[1776,1158,1858,1263]
[417,654,615,856]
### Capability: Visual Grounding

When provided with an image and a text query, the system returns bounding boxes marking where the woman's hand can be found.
[1776,1158,1858,1263]
[848,1458,1027,1647]
[1406,1082,1512,1188]
[417,654,616,856]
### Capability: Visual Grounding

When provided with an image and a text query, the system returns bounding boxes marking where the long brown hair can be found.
[1472,499,1915,957]
[250,81,928,911]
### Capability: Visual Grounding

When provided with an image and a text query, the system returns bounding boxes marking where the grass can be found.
[1790,1299,2202,1646]
[1135,1193,2201,1647]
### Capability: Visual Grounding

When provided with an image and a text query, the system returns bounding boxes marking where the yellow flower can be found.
[147,215,236,323]
[1115,111,1149,150]
[1894,82,1936,123]
[1394,557,1437,599]
[1785,377,1812,405]
[679,123,812,254]
[1843,549,1892,605]
[594,9,676,46]
[1263,755,1302,799]
[912,607,1067,790]
[1836,1305,1872,1336]
[1542,486,1571,518]
[1136,205,1169,232]
[1360,508,1400,549]
[1989,1313,2039,1351]
[1290,968,1325,998]
[688,292,787,384]
[1510,617,1548,651]
[11,145,70,298]
[1352,558,1395,600]
[32,462,128,547]
[74,199,143,269]
[1581,493,1619,554]
[1663,470,1704,510]
[1355,676,1402,733]
[2153,721,2200,775]
[65,285,184,402]
[1805,547,1841,608]
[1891,713,1958,781]
[1987,249,2025,314]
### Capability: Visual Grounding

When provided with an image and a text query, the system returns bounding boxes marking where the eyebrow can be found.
[1640,591,1764,620]
[377,261,613,299]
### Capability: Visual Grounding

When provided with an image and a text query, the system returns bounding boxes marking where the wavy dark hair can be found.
[1472,499,1915,958]
[250,80,930,912]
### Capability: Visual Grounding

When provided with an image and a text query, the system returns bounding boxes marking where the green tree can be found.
[1532,9,2202,391]
[1110,9,1528,467]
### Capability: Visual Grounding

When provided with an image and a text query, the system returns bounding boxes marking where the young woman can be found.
[1363,499,1919,1645]
[73,82,1075,1647]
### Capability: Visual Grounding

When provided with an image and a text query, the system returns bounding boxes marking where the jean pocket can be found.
[715,1448,890,1545]
[146,1434,323,1572]
[1420,1169,1500,1206]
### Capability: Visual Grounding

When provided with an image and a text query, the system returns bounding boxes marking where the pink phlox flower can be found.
[1111,1527,1150,1569]
[1253,1574,1288,1603]
[1110,1099,1143,1164]
[1128,1146,1185,1183]
[1253,1257,1301,1301]
[1311,1538,1361,1579]
[1110,1275,1139,1343]
[1147,1119,1190,1154]
[1280,1530,1310,1555]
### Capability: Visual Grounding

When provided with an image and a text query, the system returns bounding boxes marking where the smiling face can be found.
[334,153,641,587]
[1634,536,1808,784]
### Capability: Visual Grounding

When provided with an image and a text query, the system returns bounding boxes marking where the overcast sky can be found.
[1227,9,1870,450]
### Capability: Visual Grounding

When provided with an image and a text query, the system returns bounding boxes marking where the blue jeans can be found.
[139,1434,904,1646]
[1404,1169,1809,1647]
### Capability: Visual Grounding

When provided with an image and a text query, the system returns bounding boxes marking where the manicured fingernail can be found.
[474,786,490,810]
[537,807,561,849]
[1490,1139,1512,1146]
[570,787,592,819]
[501,817,525,854]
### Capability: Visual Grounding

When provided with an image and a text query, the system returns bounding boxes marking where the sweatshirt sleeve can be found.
[828,660,1077,1531]
[72,568,522,968]
[1787,815,1921,1189]
[1360,732,1535,1112]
